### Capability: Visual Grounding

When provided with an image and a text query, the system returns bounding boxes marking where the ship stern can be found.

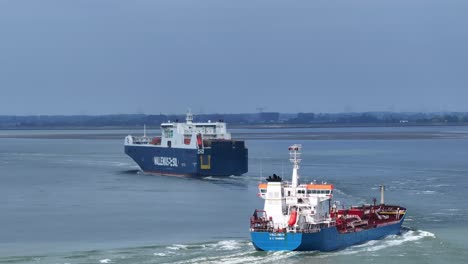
[250,232,303,251]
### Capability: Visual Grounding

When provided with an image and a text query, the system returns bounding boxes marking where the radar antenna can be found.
[186,109,194,124]
[289,144,302,188]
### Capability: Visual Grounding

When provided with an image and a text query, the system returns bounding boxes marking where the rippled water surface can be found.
[1,127,467,263]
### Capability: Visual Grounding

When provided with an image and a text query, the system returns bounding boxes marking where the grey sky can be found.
[0,0,467,115]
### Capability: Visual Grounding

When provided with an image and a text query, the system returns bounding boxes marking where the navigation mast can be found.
[289,144,302,189]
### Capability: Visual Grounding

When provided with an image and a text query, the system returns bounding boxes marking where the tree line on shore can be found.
[1,112,468,128]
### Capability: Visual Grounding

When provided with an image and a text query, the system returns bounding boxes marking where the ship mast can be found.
[380,185,385,205]
[186,109,194,124]
[289,144,302,190]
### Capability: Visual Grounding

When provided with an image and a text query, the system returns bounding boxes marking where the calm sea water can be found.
[1,127,468,263]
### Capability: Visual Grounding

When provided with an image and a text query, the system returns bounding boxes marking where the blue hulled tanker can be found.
[250,145,406,251]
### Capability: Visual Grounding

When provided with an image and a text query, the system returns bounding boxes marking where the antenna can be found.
[186,109,193,124]
[289,144,302,188]
[143,124,147,137]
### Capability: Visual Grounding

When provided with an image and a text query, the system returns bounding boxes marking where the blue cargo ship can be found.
[250,145,406,251]
[124,111,248,177]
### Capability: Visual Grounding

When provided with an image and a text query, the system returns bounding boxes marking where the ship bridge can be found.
[126,111,233,149]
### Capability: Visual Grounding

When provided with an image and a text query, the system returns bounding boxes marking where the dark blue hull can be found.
[125,141,248,177]
[251,217,405,251]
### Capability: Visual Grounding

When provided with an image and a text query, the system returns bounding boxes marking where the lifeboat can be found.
[288,210,297,226]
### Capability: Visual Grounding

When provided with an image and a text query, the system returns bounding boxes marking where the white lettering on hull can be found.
[154,157,178,167]
[269,233,285,240]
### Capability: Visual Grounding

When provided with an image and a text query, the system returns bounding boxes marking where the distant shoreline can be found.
[1,126,468,141]
[2,111,468,130]
[1,122,468,131]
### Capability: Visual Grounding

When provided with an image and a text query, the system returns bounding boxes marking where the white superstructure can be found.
[256,145,335,232]
[124,110,232,149]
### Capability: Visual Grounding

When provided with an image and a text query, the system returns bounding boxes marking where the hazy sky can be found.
[0,0,467,115]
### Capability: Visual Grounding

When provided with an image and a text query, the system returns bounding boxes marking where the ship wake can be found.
[325,228,436,256]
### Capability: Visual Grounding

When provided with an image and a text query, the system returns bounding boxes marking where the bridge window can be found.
[164,129,173,138]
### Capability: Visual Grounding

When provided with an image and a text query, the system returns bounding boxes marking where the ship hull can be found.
[251,217,405,251]
[125,141,248,177]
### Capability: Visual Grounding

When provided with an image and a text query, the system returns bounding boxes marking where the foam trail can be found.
[203,176,223,181]
[166,244,188,251]
[215,240,242,250]
[324,230,436,256]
